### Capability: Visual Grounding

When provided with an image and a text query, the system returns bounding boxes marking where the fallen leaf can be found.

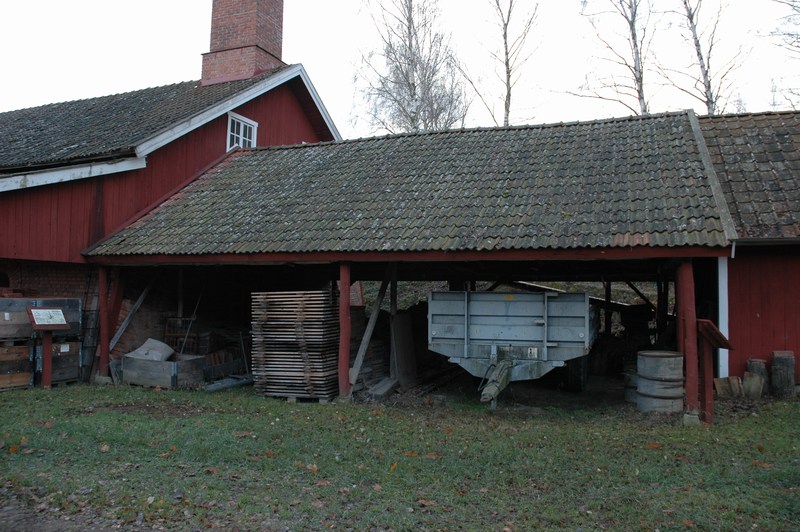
[314,479,332,487]
[422,452,439,460]
[403,451,418,457]
[205,467,219,474]
[312,499,325,508]
[44,422,54,429]
[751,460,772,469]
[645,442,661,450]
[99,444,110,453]
[265,450,276,458]
[756,444,765,453]
[388,462,398,474]
[169,445,177,452]
[444,427,453,434]
[158,453,170,458]
[417,499,437,507]
[146,496,155,505]
[338,487,350,494]
[372,484,382,492]
[306,463,319,474]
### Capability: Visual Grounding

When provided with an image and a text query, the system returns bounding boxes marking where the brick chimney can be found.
[201,0,285,85]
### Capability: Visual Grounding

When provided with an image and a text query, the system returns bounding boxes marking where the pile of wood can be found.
[251,291,339,400]
[715,352,796,400]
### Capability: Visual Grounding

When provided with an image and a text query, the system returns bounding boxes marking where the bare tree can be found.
[771,1,800,105]
[663,0,740,115]
[462,0,538,127]
[577,0,655,115]
[359,0,468,134]
[774,0,800,54]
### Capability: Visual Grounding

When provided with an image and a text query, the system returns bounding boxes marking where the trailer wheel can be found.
[565,355,589,392]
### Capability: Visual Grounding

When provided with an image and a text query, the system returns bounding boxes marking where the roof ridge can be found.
[251,110,695,151]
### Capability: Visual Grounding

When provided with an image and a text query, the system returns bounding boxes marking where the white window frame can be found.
[227,112,258,151]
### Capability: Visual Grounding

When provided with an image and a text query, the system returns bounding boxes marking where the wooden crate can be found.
[122,354,207,389]
[0,345,32,390]
[35,341,83,384]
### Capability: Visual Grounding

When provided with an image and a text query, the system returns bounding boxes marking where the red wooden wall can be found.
[727,248,800,381]
[0,84,325,263]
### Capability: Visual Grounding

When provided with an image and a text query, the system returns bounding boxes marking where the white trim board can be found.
[717,256,730,378]
[0,157,147,193]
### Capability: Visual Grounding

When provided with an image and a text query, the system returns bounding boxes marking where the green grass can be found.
[1,384,798,530]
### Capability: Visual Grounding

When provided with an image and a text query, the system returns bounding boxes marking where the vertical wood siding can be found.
[0,86,326,263]
[728,249,800,381]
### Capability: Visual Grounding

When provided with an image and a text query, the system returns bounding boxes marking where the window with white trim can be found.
[227,112,258,150]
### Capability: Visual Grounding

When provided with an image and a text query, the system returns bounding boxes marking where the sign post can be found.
[26,308,70,388]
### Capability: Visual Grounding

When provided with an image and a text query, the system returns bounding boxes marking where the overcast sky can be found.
[0,1,795,139]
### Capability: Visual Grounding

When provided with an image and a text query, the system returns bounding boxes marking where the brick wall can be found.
[0,260,91,299]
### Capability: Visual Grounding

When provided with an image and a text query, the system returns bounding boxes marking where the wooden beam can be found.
[109,279,154,351]
[98,267,110,377]
[625,281,656,312]
[338,263,352,398]
[677,260,699,414]
[86,245,731,267]
[349,278,389,386]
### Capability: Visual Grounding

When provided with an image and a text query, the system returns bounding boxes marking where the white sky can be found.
[0,0,795,139]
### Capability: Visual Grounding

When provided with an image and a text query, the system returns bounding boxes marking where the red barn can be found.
[700,113,800,383]
[0,0,338,378]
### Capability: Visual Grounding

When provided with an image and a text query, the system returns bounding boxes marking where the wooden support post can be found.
[677,261,699,415]
[41,331,53,388]
[656,280,669,346]
[390,265,398,380]
[338,263,352,398]
[98,267,110,377]
[604,281,612,334]
[699,339,714,423]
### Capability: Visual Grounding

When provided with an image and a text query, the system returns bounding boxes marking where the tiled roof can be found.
[699,112,800,239]
[88,111,729,258]
[0,67,292,173]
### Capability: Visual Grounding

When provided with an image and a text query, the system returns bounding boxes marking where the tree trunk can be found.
[770,351,796,398]
[746,358,769,397]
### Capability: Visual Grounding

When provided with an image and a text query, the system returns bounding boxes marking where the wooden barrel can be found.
[636,350,684,413]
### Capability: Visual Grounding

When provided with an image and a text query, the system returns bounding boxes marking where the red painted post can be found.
[677,261,699,414]
[41,330,53,388]
[699,339,714,423]
[98,267,110,377]
[338,263,352,398]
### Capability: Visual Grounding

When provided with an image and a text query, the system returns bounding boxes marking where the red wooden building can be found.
[700,113,800,383]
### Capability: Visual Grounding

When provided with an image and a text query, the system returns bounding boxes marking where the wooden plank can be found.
[0,372,32,389]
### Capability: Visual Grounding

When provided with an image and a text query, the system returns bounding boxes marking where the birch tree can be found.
[359,0,468,134]
[578,0,655,115]
[771,0,800,105]
[463,0,538,127]
[663,0,739,115]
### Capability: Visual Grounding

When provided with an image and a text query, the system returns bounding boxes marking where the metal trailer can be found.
[427,291,599,403]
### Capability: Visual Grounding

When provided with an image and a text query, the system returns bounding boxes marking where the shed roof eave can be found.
[83,245,731,267]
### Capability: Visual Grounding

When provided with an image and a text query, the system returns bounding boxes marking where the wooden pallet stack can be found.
[251,291,339,400]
